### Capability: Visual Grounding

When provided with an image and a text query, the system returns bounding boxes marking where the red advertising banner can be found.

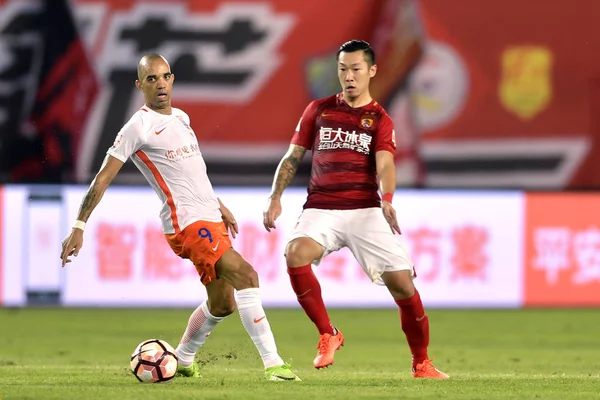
[415,0,600,189]
[524,193,600,306]
[2,0,599,188]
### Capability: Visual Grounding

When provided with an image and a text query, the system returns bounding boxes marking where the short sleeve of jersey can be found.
[374,113,397,153]
[291,100,319,149]
[107,114,145,162]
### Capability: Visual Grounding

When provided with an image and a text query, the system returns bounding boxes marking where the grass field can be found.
[0,308,599,399]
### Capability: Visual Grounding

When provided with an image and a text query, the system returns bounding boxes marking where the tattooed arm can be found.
[61,155,124,266]
[269,144,307,200]
[76,155,124,221]
[263,144,307,231]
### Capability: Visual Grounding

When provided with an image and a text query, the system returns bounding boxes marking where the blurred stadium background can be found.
[0,0,600,346]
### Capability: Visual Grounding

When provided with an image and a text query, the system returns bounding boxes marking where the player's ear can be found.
[369,64,377,78]
[135,80,142,91]
[171,73,175,84]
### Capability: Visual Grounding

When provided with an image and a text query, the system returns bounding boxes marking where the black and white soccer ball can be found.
[130,339,178,383]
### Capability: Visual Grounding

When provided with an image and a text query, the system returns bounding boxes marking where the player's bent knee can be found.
[285,238,323,267]
[381,270,416,300]
[230,261,259,290]
[216,249,259,289]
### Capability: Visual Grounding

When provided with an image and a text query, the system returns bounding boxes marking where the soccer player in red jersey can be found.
[263,40,448,379]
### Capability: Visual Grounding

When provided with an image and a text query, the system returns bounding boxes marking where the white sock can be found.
[176,300,226,366]
[235,288,284,368]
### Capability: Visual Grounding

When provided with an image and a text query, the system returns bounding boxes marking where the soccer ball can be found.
[130,339,178,383]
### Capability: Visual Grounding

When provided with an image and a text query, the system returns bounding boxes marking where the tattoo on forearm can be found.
[271,147,305,197]
[77,181,103,221]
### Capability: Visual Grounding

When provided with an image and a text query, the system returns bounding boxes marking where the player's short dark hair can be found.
[336,40,375,66]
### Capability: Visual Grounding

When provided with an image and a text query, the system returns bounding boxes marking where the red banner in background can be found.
[414,0,600,189]
[71,0,386,179]
[524,193,600,306]
[20,0,596,189]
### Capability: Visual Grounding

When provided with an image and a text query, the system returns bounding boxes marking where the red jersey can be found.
[291,93,396,210]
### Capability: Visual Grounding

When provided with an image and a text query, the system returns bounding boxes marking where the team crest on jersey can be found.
[360,117,374,128]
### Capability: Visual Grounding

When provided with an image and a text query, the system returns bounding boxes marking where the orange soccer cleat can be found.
[412,359,449,379]
[313,329,345,369]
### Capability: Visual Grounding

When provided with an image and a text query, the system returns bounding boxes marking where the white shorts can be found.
[287,208,414,285]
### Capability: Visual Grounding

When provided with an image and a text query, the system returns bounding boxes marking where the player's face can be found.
[337,51,376,100]
[136,59,174,111]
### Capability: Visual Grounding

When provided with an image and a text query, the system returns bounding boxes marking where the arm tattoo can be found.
[76,180,104,222]
[270,146,306,198]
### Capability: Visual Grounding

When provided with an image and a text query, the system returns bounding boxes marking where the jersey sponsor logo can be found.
[155,127,166,135]
[318,127,372,154]
[165,143,201,161]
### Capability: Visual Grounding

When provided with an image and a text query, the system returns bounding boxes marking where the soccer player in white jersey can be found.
[60,53,300,381]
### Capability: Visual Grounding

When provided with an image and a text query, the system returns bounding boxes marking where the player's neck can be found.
[342,92,373,108]
[147,103,172,115]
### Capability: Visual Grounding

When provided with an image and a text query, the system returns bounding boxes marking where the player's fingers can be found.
[263,218,272,232]
[265,212,276,230]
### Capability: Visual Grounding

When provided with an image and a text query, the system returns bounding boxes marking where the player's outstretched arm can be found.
[376,150,402,235]
[60,155,124,267]
[263,144,307,232]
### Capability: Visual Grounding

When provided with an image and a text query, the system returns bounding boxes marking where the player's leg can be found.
[286,237,332,334]
[216,248,300,381]
[286,209,345,369]
[167,220,298,381]
[347,208,448,379]
[380,270,446,378]
[175,278,235,377]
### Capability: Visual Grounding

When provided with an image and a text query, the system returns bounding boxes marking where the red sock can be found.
[288,264,334,335]
[395,290,429,368]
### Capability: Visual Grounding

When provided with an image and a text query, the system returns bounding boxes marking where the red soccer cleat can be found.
[313,329,344,369]
[412,359,449,379]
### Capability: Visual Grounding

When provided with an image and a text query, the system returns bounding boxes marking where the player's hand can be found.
[220,206,239,239]
[263,196,282,232]
[382,201,402,235]
[60,229,84,267]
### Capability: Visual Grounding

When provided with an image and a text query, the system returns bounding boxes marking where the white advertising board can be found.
[1,185,525,308]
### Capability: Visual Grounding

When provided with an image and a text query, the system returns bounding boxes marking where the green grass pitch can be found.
[0,308,599,399]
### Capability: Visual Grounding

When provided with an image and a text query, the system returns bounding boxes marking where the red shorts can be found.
[165,220,232,285]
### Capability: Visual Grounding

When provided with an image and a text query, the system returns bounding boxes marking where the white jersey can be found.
[107,105,221,234]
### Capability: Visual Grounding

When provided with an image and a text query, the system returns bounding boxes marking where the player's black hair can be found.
[336,40,376,66]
